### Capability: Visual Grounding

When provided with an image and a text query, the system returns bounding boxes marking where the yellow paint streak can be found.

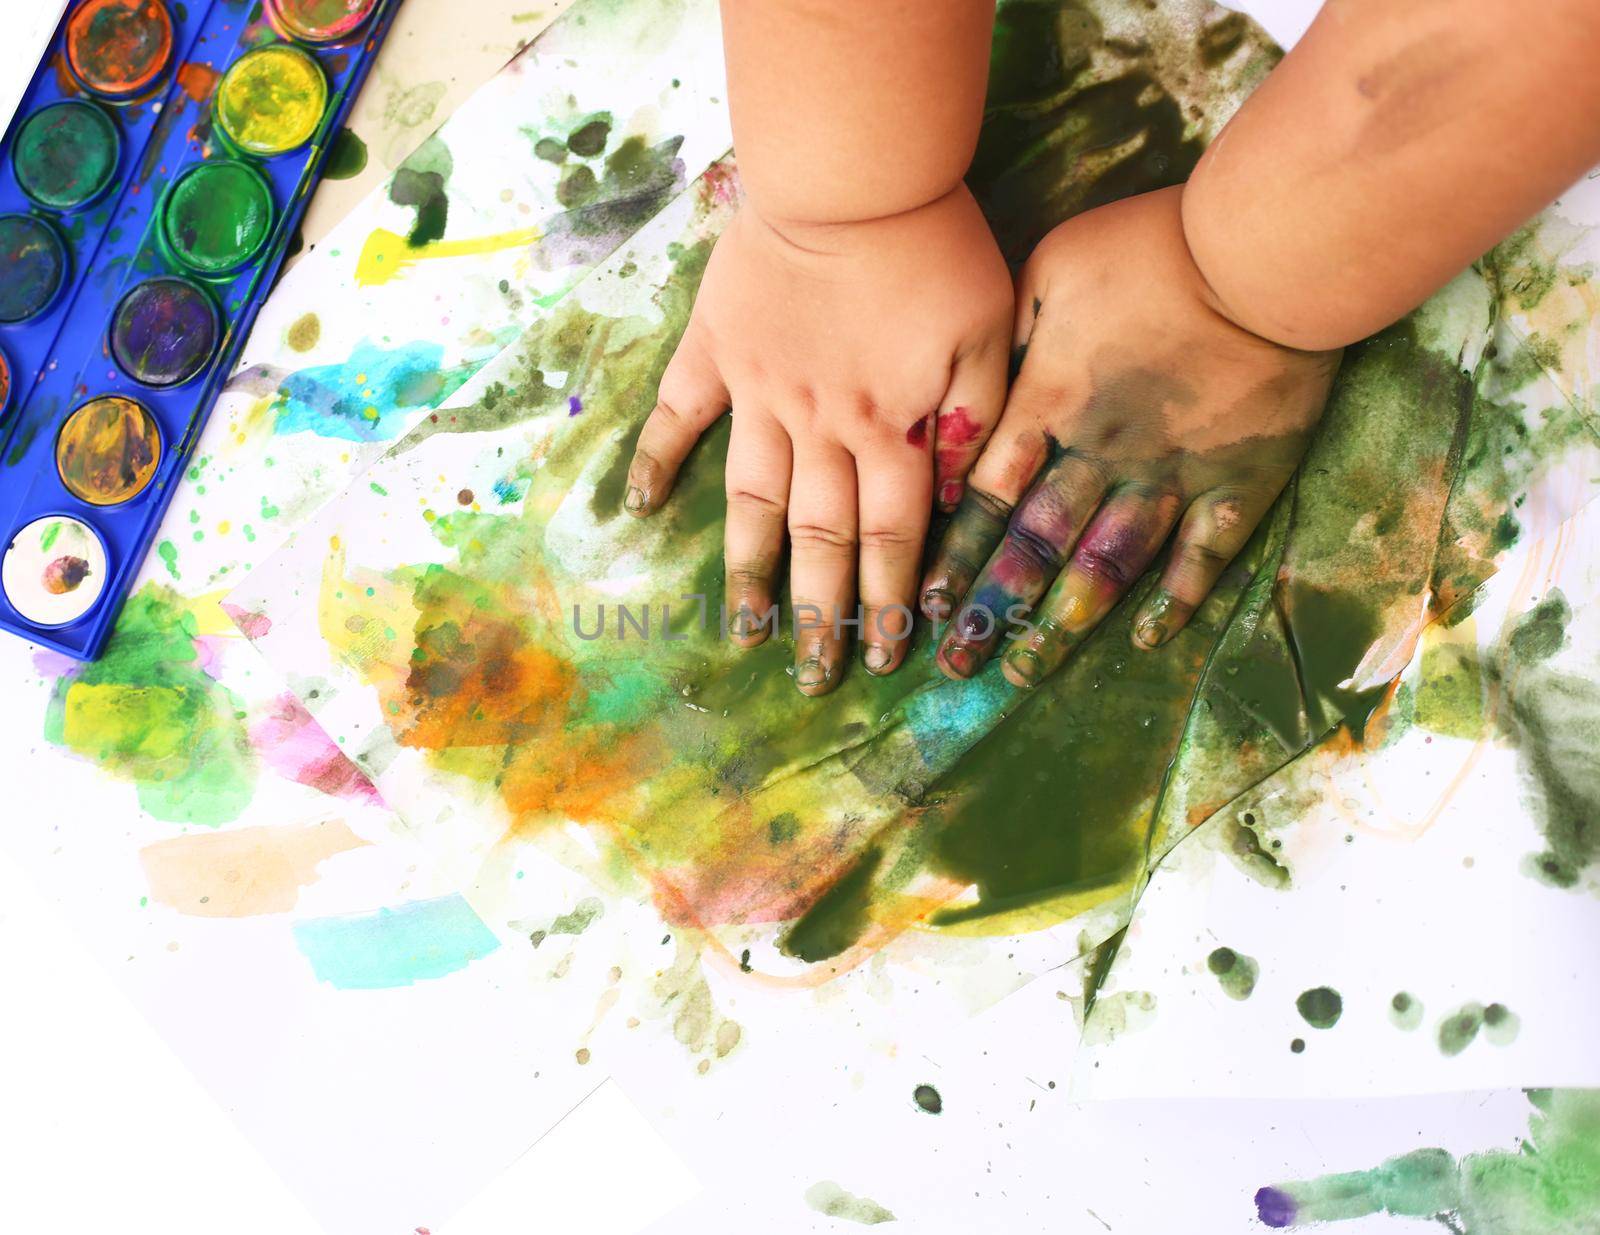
[140,820,367,917]
[354,225,543,288]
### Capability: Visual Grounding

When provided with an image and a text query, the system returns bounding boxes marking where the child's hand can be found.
[625,183,1012,694]
[920,186,1340,688]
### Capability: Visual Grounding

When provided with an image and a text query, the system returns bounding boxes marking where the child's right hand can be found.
[624,183,1013,695]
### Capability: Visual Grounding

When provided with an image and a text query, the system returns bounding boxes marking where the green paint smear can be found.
[912,1084,943,1115]
[318,0,1600,982]
[42,585,256,825]
[1257,1089,1600,1232]
[324,127,368,180]
[1296,986,1342,1029]
[291,893,500,989]
[1438,1001,1520,1056]
[1207,946,1259,1000]
[804,1181,897,1226]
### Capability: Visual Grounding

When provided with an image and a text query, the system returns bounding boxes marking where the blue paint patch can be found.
[292,893,501,989]
[492,476,526,504]
[901,665,1012,771]
[272,339,480,441]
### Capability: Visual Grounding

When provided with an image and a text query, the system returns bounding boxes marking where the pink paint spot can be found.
[905,414,930,448]
[222,602,272,640]
[939,479,964,507]
[938,405,982,445]
[251,693,385,806]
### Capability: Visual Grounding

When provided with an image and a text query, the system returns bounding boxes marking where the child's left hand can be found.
[920,185,1341,687]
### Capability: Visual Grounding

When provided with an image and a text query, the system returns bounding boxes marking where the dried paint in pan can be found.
[56,395,162,506]
[266,0,379,44]
[110,276,219,387]
[65,0,174,100]
[160,159,274,275]
[214,44,328,157]
[2,516,109,627]
[0,213,68,323]
[12,100,121,211]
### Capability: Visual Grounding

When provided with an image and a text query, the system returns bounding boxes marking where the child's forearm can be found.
[1183,0,1600,352]
[720,0,994,226]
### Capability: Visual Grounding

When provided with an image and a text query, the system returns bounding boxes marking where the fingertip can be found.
[1001,645,1042,689]
[920,586,954,623]
[623,484,653,517]
[795,656,840,696]
[862,642,898,676]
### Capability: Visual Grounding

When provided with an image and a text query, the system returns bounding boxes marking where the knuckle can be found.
[1073,543,1136,590]
[788,522,857,554]
[858,525,921,554]
[1003,520,1065,574]
[726,487,786,520]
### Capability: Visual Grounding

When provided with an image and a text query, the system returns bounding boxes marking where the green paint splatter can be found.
[388,134,452,247]
[1256,1089,1600,1232]
[912,1084,942,1115]
[156,539,179,579]
[1296,987,1343,1029]
[1388,991,1424,1031]
[1207,946,1259,1000]
[324,127,368,180]
[549,895,604,936]
[42,586,256,824]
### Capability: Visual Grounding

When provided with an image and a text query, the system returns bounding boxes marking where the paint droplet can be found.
[325,127,368,181]
[1206,945,1259,1000]
[1289,1038,1305,1053]
[575,1047,591,1065]
[457,488,474,505]
[287,311,321,352]
[1388,990,1424,1031]
[913,1083,942,1114]
[905,414,929,448]
[1295,986,1343,1029]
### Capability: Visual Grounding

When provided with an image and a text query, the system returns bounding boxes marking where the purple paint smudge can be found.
[1254,1187,1296,1228]
[568,395,583,416]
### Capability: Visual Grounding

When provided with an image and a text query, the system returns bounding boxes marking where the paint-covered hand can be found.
[624,184,1013,694]
[922,186,1341,687]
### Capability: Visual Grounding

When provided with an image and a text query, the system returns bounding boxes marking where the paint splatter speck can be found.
[912,1083,942,1114]
[42,555,91,594]
[1206,945,1259,1000]
[1296,986,1343,1029]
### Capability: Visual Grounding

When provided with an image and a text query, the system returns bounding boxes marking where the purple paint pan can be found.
[108,275,219,388]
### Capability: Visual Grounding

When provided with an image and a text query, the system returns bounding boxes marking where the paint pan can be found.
[56,395,162,506]
[214,44,328,157]
[266,0,380,45]
[110,276,219,387]
[160,159,274,275]
[65,0,174,100]
[0,0,400,658]
[12,101,121,210]
[1,515,109,627]
[0,213,67,323]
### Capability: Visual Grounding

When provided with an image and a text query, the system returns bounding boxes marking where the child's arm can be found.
[922,0,1600,686]
[624,1,1013,696]
[1186,0,1600,351]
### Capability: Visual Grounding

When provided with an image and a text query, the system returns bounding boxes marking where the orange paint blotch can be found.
[176,61,221,103]
[139,819,367,917]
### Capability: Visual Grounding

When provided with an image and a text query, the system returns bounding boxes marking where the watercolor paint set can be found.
[0,0,399,659]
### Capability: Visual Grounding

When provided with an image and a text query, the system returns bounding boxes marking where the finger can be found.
[1132,490,1268,649]
[1002,485,1181,688]
[723,406,791,648]
[935,449,1107,680]
[930,341,1008,512]
[625,330,729,516]
[856,433,933,676]
[918,413,1058,625]
[787,440,858,696]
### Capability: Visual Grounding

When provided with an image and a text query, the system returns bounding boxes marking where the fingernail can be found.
[922,588,953,622]
[941,644,976,678]
[863,643,893,674]
[624,485,647,514]
[1004,647,1042,686]
[1135,619,1167,649]
[732,605,757,639]
[796,658,830,690]
[938,480,963,509]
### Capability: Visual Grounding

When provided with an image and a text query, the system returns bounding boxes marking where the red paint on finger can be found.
[936,406,982,445]
[905,414,930,448]
[938,479,964,507]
